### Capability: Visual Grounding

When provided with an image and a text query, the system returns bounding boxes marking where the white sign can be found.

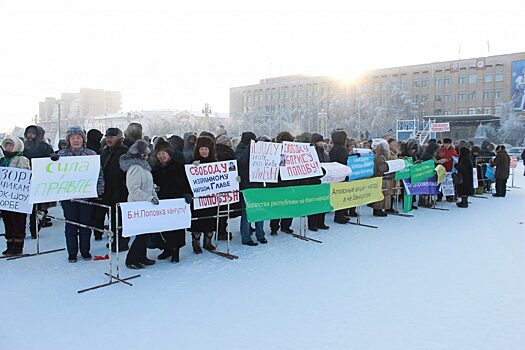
[185,160,240,209]
[440,173,455,196]
[385,159,406,174]
[120,199,191,237]
[279,141,323,181]
[352,148,372,155]
[431,123,450,132]
[0,167,32,214]
[320,162,351,183]
[29,155,100,203]
[472,167,478,189]
[249,140,282,183]
[510,156,518,169]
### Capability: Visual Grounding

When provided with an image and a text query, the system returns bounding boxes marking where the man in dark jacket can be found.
[236,132,266,245]
[329,130,350,224]
[23,125,55,237]
[123,122,143,148]
[307,133,330,231]
[100,128,130,251]
[491,145,511,197]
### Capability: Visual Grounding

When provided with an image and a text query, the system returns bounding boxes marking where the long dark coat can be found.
[100,144,129,204]
[455,148,474,196]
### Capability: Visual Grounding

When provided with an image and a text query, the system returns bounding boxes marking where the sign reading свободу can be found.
[279,141,323,181]
[29,155,100,203]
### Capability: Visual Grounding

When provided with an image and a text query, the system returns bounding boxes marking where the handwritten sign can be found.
[249,141,282,183]
[279,141,322,181]
[29,155,100,203]
[120,199,191,237]
[185,160,240,209]
[0,167,32,214]
[440,173,455,196]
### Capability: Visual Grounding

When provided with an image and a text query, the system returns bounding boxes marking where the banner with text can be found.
[242,184,331,222]
[394,158,413,180]
[385,159,406,174]
[403,176,441,195]
[279,141,322,181]
[320,162,351,183]
[430,123,450,132]
[249,140,282,183]
[0,167,32,214]
[30,155,100,203]
[440,173,455,196]
[330,177,384,210]
[347,153,375,180]
[120,199,191,237]
[185,160,240,209]
[410,160,436,184]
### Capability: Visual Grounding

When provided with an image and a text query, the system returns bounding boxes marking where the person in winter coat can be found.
[307,133,330,231]
[23,125,55,237]
[98,128,129,251]
[369,139,391,216]
[436,138,458,173]
[183,132,197,164]
[123,122,143,148]
[329,130,350,224]
[119,140,159,269]
[86,129,103,154]
[57,126,104,263]
[268,131,297,235]
[167,135,186,165]
[0,136,30,256]
[236,132,267,245]
[490,145,511,197]
[189,136,219,253]
[454,147,474,207]
[152,140,192,263]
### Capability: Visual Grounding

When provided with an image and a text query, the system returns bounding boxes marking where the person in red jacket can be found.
[436,138,458,202]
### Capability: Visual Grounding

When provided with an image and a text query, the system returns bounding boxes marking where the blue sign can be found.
[403,176,441,195]
[347,153,374,180]
[511,60,525,111]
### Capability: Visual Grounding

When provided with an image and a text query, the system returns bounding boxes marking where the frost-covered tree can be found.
[496,102,525,145]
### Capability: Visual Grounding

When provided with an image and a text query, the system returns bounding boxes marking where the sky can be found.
[0,0,524,132]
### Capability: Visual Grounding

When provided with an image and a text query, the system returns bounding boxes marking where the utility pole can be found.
[57,101,62,140]
[202,103,211,131]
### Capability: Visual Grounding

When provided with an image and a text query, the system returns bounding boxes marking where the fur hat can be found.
[199,131,216,141]
[276,131,294,143]
[193,136,216,161]
[216,134,233,148]
[154,139,173,157]
[241,132,256,145]
[66,126,86,144]
[105,127,123,137]
[443,138,452,144]
[128,139,150,158]
[310,133,324,144]
[295,132,311,143]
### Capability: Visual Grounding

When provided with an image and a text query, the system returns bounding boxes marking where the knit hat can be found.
[66,126,86,143]
[105,127,123,137]
[310,133,324,144]
[241,132,256,145]
[216,134,233,148]
[128,139,150,158]
[154,139,174,157]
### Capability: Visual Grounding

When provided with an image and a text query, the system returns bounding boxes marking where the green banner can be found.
[410,160,435,184]
[403,192,413,213]
[394,158,413,180]
[243,184,332,222]
[330,177,384,210]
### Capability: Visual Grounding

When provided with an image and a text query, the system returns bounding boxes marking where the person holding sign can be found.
[454,147,474,207]
[119,139,159,269]
[0,136,30,256]
[329,130,350,224]
[307,133,330,231]
[189,136,219,253]
[490,145,511,197]
[369,139,391,217]
[57,127,104,263]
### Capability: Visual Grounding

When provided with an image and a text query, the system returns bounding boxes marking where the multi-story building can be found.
[230,51,525,137]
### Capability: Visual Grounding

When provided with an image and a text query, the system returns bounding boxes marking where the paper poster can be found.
[249,140,282,183]
[279,141,322,181]
[347,153,374,180]
[0,167,32,214]
[385,159,406,174]
[320,162,351,183]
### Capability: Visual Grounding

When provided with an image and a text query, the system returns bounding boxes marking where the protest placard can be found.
[329,177,384,210]
[0,167,32,214]
[430,123,450,132]
[279,141,322,181]
[435,164,446,184]
[29,155,100,203]
[440,173,455,196]
[320,162,351,183]
[510,156,517,169]
[352,148,372,155]
[249,140,282,183]
[242,184,331,222]
[385,159,406,174]
[472,167,478,188]
[403,176,441,195]
[120,199,191,237]
[410,160,435,184]
[347,153,374,180]
[185,160,240,209]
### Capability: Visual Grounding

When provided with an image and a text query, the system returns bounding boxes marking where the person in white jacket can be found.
[119,140,159,269]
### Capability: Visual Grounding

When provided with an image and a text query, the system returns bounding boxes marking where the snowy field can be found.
[1,165,524,350]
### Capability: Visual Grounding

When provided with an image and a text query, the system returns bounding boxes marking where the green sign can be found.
[403,192,413,213]
[394,158,413,180]
[243,184,332,222]
[410,159,435,184]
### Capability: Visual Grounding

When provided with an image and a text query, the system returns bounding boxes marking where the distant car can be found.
[508,147,525,160]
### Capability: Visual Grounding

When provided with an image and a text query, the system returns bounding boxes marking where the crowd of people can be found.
[0,122,517,269]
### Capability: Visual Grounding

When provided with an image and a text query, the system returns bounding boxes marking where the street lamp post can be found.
[202,103,211,131]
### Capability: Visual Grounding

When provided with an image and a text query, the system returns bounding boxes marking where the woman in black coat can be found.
[152,140,192,262]
[329,130,350,224]
[189,136,218,253]
[454,147,474,208]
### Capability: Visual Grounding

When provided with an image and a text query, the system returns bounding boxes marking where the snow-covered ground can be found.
[1,165,524,350]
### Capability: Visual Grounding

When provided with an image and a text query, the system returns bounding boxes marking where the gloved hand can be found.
[183,194,192,204]
[50,154,60,161]
[192,160,200,166]
[151,197,160,205]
